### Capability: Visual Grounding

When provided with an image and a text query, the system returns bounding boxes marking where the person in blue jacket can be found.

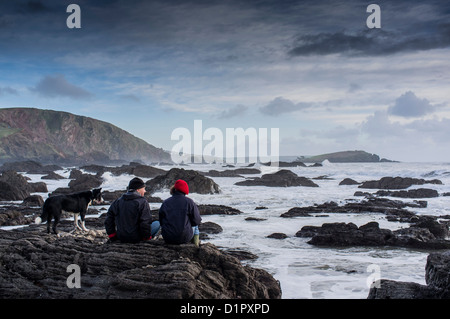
[159,179,202,246]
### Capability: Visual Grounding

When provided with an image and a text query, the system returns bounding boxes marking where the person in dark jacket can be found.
[105,177,160,243]
[159,179,202,246]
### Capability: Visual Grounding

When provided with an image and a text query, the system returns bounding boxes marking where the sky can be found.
[0,0,449,162]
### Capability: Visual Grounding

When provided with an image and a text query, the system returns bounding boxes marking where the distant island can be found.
[0,108,171,165]
[297,150,396,163]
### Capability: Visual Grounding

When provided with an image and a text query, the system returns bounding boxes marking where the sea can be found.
[5,161,450,299]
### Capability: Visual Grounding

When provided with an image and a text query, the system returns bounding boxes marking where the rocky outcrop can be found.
[0,227,281,299]
[50,169,103,195]
[368,251,450,299]
[0,171,48,201]
[339,178,360,185]
[296,220,450,249]
[375,188,439,198]
[81,162,166,178]
[202,168,260,178]
[146,168,220,194]
[0,160,62,173]
[235,170,319,187]
[198,204,243,216]
[359,176,442,189]
[280,198,423,221]
[300,150,393,163]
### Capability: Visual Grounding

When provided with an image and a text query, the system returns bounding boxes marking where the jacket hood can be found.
[121,191,144,200]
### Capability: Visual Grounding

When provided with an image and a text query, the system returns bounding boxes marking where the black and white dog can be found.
[35,188,102,234]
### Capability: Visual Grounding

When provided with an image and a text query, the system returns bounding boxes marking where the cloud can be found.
[218,104,248,119]
[259,97,314,116]
[288,24,450,57]
[0,87,18,96]
[388,91,436,118]
[31,74,93,100]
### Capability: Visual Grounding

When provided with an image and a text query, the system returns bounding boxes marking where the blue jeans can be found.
[151,221,161,237]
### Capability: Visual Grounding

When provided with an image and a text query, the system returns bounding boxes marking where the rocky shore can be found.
[1,160,450,299]
[0,219,281,299]
[368,251,450,299]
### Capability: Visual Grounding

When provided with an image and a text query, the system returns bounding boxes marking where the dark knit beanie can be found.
[128,177,145,191]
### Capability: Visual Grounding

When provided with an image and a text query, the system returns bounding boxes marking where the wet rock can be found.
[359,176,442,190]
[267,233,287,239]
[203,168,260,177]
[22,195,44,207]
[198,204,243,216]
[0,171,47,200]
[0,160,62,174]
[375,188,439,198]
[235,170,318,187]
[199,221,223,234]
[0,228,281,299]
[339,178,360,185]
[41,171,65,180]
[146,168,220,194]
[296,220,450,249]
[280,198,419,220]
[81,162,166,178]
[368,251,450,299]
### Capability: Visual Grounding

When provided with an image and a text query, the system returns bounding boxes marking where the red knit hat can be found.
[174,179,189,195]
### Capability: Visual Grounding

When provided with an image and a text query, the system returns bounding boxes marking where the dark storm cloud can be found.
[288,24,450,57]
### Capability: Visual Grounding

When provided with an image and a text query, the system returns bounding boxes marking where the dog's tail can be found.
[35,204,49,224]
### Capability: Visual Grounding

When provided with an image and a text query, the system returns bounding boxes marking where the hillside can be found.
[0,108,171,165]
[299,150,395,163]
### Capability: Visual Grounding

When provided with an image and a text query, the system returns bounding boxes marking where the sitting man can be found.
[159,179,202,246]
[105,177,160,243]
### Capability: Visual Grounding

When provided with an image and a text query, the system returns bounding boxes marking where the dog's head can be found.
[91,188,103,204]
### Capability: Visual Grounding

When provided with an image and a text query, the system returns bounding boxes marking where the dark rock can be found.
[203,168,260,177]
[146,168,220,194]
[297,221,450,249]
[375,188,439,198]
[0,160,62,173]
[281,207,313,217]
[28,181,48,193]
[368,251,450,299]
[198,204,243,216]
[0,171,47,200]
[41,171,65,180]
[339,178,360,185]
[280,198,418,220]
[255,206,268,210]
[68,173,103,192]
[0,228,281,299]
[0,205,41,226]
[199,221,223,234]
[245,217,267,221]
[267,233,287,239]
[359,176,442,190]
[221,248,259,261]
[235,170,319,187]
[22,195,44,207]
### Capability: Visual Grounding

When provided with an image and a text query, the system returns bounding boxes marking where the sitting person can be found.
[159,179,202,246]
[105,177,160,243]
